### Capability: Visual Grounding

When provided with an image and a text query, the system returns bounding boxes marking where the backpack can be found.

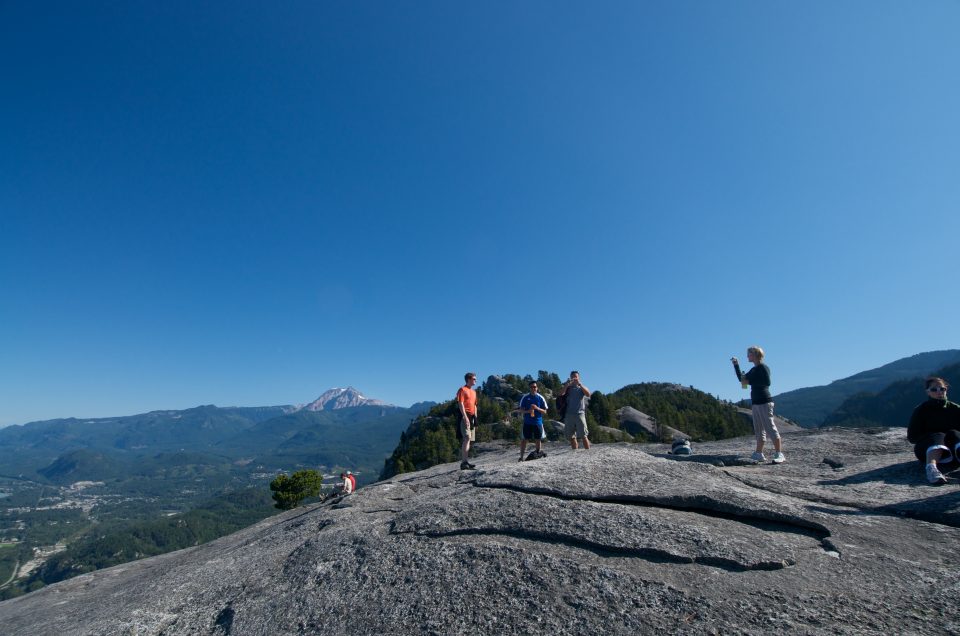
[346,473,356,493]
[556,389,568,421]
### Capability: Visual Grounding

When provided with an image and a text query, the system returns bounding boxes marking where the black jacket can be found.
[744,364,773,405]
[907,398,960,443]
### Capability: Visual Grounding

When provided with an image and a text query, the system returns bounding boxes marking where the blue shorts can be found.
[522,422,544,441]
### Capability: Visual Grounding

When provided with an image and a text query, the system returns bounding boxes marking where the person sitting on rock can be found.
[907,377,960,485]
[340,471,356,495]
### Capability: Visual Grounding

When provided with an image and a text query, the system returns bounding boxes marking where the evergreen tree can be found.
[269,469,323,510]
[588,391,617,428]
[538,370,563,393]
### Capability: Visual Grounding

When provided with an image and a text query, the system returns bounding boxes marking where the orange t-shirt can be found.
[456,386,477,415]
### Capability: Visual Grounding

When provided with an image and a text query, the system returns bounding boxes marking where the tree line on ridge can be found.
[382,371,752,479]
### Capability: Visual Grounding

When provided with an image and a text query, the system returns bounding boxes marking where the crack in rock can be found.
[724,468,960,532]
[475,484,839,556]
[392,485,832,571]
[397,527,795,572]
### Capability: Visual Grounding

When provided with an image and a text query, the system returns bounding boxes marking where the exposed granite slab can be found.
[2,427,958,635]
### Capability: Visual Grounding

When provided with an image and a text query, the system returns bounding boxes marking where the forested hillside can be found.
[382,373,751,479]
[0,399,429,600]
[605,383,751,441]
[822,362,960,428]
[3,489,276,599]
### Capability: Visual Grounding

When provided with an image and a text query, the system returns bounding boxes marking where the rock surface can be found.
[3,427,960,635]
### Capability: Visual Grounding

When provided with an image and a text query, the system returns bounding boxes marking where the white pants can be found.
[751,402,780,445]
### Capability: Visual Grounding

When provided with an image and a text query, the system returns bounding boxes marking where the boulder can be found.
[617,406,688,441]
[482,375,523,401]
[595,425,634,442]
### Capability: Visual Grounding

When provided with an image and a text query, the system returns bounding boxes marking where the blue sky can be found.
[2,2,959,426]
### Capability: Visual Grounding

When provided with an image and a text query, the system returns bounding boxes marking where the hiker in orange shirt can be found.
[457,372,478,470]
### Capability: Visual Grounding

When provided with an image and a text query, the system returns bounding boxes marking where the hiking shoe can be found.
[750,451,766,463]
[536,450,547,459]
[926,463,947,485]
[772,452,786,464]
[460,461,476,470]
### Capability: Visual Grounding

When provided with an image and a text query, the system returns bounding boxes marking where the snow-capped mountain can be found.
[298,387,392,411]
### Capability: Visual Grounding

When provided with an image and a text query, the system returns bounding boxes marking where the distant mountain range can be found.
[821,361,960,429]
[773,350,960,427]
[0,390,435,485]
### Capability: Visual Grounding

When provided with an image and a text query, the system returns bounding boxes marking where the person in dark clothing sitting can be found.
[907,377,960,485]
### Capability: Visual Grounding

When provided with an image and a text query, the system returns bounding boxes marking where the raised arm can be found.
[731,357,743,381]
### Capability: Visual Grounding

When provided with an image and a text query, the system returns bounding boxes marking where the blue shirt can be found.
[519,393,547,425]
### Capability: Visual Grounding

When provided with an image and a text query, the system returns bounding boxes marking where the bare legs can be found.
[928,448,947,466]
[570,436,590,450]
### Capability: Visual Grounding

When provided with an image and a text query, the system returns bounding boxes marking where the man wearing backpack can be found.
[518,380,548,461]
[561,370,591,450]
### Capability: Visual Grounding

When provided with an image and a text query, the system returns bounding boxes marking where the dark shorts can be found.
[522,422,544,441]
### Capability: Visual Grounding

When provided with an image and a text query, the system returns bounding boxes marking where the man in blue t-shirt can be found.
[518,380,548,461]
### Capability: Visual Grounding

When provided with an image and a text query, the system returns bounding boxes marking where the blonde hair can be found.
[747,346,765,361]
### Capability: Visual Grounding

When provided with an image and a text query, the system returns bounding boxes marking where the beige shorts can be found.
[459,413,477,442]
[564,411,588,439]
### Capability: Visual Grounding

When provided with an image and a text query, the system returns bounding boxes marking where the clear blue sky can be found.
[2,2,959,426]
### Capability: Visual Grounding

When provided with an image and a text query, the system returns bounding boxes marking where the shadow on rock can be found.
[818,460,919,486]
[879,488,960,528]
[658,453,758,467]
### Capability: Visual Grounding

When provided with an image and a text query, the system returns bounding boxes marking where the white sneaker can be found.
[750,451,766,463]
[926,463,947,485]
[772,452,786,464]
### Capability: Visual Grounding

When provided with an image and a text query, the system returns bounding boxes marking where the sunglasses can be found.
[928,386,948,393]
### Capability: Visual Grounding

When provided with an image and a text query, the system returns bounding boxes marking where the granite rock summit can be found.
[2,427,959,634]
